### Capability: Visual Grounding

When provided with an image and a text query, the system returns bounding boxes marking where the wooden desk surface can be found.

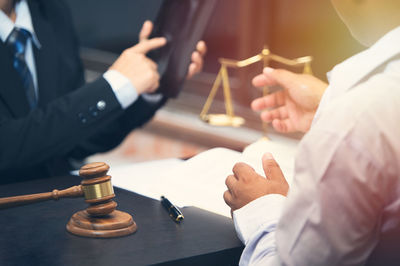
[0,176,243,266]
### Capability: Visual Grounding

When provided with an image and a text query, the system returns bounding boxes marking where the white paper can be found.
[111,138,298,218]
[110,158,183,200]
[137,138,298,218]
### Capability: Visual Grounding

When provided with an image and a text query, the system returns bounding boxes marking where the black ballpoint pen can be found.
[161,196,184,223]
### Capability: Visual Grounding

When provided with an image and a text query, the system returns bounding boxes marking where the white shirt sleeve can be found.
[233,194,286,265]
[234,194,286,244]
[103,70,138,109]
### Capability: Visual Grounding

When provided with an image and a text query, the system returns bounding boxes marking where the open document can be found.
[111,137,299,218]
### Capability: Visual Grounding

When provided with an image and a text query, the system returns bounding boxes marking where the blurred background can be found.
[65,0,364,164]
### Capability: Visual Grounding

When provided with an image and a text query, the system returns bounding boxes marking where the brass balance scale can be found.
[199,46,313,136]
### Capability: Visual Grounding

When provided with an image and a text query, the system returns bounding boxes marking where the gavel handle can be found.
[0,185,84,209]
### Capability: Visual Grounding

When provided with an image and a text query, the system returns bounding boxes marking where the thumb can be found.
[131,37,167,54]
[262,152,284,181]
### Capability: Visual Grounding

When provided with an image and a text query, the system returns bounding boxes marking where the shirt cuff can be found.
[233,194,286,245]
[142,93,164,104]
[103,70,138,109]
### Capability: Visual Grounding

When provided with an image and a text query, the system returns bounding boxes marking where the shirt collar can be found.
[0,0,41,48]
[314,25,400,125]
[327,25,400,93]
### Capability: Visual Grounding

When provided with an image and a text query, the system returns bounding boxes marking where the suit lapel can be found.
[0,41,30,117]
[28,0,60,108]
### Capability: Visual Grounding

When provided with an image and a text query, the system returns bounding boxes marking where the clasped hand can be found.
[224,153,289,212]
[110,21,206,94]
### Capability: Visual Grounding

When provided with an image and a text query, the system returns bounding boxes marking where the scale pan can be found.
[201,114,245,127]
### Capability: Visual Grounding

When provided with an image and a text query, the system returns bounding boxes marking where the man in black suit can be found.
[0,0,206,184]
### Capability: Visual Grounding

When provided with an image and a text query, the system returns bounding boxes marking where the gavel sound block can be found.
[0,162,137,238]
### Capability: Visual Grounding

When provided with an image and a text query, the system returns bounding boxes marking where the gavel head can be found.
[79,162,117,217]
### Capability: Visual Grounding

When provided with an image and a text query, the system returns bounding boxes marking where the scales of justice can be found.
[199,46,313,133]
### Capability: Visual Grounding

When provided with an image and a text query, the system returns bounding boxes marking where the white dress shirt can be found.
[0,0,138,109]
[0,0,40,97]
[233,25,400,265]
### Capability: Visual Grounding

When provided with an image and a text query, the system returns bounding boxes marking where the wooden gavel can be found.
[0,162,137,238]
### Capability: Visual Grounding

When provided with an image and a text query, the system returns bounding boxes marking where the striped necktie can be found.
[6,27,37,110]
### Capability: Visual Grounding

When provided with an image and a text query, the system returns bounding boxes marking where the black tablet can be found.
[148,0,217,98]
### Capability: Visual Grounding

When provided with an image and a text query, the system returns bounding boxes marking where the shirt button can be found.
[89,106,98,117]
[97,100,106,111]
[78,113,87,124]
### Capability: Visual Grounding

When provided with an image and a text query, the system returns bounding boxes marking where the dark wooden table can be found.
[0,176,243,266]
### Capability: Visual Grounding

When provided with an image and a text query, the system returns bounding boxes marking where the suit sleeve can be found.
[68,94,167,160]
[0,77,125,170]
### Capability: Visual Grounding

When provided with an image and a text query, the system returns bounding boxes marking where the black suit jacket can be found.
[0,0,167,184]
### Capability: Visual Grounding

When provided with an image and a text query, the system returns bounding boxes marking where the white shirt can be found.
[0,0,40,97]
[0,0,138,109]
[233,26,400,265]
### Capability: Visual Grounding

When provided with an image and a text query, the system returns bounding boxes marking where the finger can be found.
[225,175,237,192]
[187,51,203,78]
[132,37,167,54]
[150,73,160,92]
[271,118,296,133]
[252,73,276,88]
[147,81,160,94]
[191,51,203,71]
[262,153,285,181]
[263,67,299,90]
[191,51,203,66]
[186,63,197,79]
[223,190,234,207]
[232,162,255,181]
[139,20,153,42]
[196,40,207,56]
[260,106,289,122]
[251,90,285,111]
[153,81,160,92]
